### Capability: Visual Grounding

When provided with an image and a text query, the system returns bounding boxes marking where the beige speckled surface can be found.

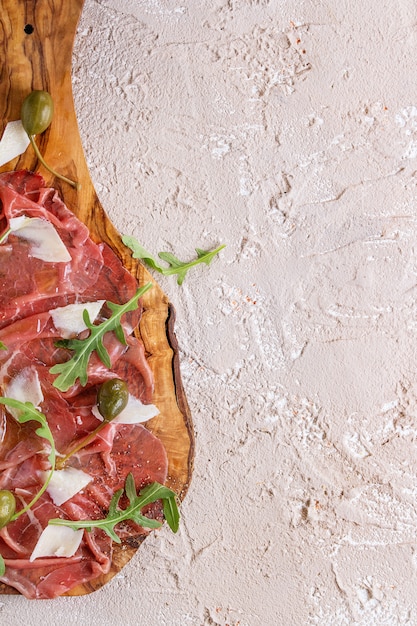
[3,0,417,623]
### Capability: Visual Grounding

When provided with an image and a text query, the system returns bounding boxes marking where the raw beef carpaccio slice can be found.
[0,171,168,599]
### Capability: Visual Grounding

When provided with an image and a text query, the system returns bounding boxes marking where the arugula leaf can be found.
[122,239,166,273]
[0,399,56,520]
[122,235,225,285]
[0,341,6,351]
[49,476,180,541]
[0,554,4,576]
[163,494,180,533]
[50,283,152,392]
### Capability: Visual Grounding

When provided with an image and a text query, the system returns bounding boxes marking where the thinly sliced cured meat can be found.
[0,492,112,599]
[0,171,169,599]
[0,176,102,327]
[0,171,140,329]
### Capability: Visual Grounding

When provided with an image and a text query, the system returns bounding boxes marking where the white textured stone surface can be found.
[4,0,417,623]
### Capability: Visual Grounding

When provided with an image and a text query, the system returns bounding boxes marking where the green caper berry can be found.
[97,378,129,422]
[21,90,54,136]
[0,490,16,529]
[19,90,79,189]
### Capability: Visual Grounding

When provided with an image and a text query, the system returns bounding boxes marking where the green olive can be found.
[21,90,54,136]
[0,490,16,529]
[97,378,129,422]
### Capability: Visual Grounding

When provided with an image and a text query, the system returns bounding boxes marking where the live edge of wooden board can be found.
[0,0,194,596]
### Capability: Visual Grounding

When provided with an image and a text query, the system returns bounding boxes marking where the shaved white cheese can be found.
[30,525,83,561]
[5,367,44,418]
[92,393,159,425]
[9,216,71,263]
[41,467,92,506]
[114,395,159,424]
[50,301,105,338]
[0,120,30,167]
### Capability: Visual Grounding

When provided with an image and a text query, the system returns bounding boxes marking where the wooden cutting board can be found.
[0,0,194,596]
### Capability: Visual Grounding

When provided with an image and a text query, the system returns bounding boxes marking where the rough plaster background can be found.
[3,0,417,624]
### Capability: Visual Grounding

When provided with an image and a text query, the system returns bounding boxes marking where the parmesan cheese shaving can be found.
[5,367,44,418]
[42,467,92,506]
[50,301,105,338]
[0,120,30,167]
[9,216,71,263]
[30,525,84,561]
[92,393,160,424]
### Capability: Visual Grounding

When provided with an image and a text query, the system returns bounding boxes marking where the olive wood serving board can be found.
[0,0,194,596]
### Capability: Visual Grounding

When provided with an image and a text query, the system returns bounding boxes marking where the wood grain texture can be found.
[0,0,194,596]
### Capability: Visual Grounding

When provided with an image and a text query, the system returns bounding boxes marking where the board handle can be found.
[0,0,94,212]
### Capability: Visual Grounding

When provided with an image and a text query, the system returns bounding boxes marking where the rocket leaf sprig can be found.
[49,474,180,541]
[122,235,225,285]
[50,283,152,392]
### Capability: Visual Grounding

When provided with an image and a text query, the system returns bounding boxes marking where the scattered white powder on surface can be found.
[6,0,417,624]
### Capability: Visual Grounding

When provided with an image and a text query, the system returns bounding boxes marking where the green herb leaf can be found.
[49,476,180,540]
[163,495,180,533]
[0,399,56,520]
[0,554,5,576]
[0,228,11,245]
[122,238,166,273]
[0,341,7,351]
[50,283,152,392]
[125,472,137,504]
[122,235,225,285]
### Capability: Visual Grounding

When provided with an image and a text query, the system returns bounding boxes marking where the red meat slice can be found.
[0,421,167,598]
[0,170,44,196]
[0,171,167,598]
[0,171,140,329]
[0,492,112,599]
[0,312,154,453]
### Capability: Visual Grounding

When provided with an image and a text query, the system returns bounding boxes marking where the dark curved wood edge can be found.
[166,302,195,495]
